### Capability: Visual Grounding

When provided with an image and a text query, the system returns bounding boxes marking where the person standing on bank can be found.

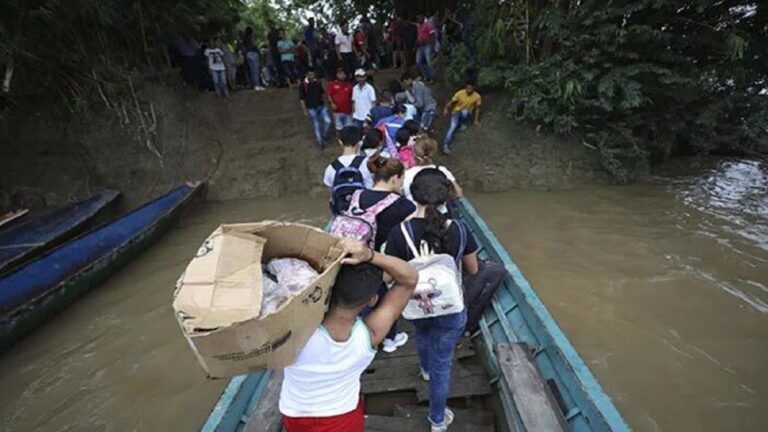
[415,15,437,83]
[327,67,354,131]
[300,69,332,151]
[243,27,266,91]
[335,22,356,76]
[385,168,479,432]
[267,20,284,87]
[442,80,482,154]
[402,72,437,131]
[277,30,299,88]
[279,239,418,432]
[204,41,230,99]
[351,69,376,128]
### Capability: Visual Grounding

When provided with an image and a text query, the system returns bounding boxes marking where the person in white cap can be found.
[351,69,376,128]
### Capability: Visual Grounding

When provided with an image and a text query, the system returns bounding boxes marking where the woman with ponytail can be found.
[384,168,478,432]
[358,154,416,353]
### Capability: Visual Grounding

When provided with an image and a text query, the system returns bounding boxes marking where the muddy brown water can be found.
[0,159,765,431]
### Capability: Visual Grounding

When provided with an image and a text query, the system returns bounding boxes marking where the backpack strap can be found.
[400,221,420,259]
[366,193,400,216]
[350,155,365,169]
[454,220,467,267]
[331,159,344,172]
[348,189,364,211]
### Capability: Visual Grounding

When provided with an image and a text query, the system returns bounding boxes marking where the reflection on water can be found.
[0,159,765,431]
[471,158,768,432]
[0,196,329,432]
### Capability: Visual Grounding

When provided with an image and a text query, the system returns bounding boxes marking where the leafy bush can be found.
[452,0,768,180]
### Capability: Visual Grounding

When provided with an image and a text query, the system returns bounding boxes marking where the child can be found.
[323,126,374,190]
[277,29,299,88]
[204,40,230,99]
[280,239,418,432]
[395,127,416,169]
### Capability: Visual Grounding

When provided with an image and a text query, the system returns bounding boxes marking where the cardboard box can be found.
[173,221,344,378]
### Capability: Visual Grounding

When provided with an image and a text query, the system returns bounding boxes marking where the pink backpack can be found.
[398,144,416,169]
[329,189,400,248]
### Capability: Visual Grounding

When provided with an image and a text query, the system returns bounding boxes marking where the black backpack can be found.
[329,156,366,215]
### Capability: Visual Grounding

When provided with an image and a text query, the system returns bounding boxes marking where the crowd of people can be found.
[278,15,480,428]
[171,11,467,94]
[280,123,479,432]
[174,13,484,432]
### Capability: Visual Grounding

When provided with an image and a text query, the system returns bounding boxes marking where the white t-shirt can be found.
[352,84,376,121]
[335,32,354,53]
[279,319,376,417]
[204,48,226,71]
[323,154,374,189]
[403,165,457,203]
[404,104,418,121]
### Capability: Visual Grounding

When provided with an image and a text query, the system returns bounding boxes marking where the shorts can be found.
[282,397,365,432]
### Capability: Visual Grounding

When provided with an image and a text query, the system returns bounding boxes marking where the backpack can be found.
[462,260,509,334]
[329,156,366,215]
[329,190,399,248]
[400,220,467,320]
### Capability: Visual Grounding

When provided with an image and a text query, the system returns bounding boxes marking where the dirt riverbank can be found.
[0,71,606,211]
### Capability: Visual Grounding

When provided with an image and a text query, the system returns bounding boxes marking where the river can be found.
[0,158,765,431]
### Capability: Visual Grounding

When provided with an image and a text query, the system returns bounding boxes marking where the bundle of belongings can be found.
[173,222,344,378]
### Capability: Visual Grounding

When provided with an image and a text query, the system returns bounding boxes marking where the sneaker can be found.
[459,124,468,132]
[442,145,452,155]
[429,408,455,432]
[419,368,430,381]
[381,332,409,353]
[254,86,266,91]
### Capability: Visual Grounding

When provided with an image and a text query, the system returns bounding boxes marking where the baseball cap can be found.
[354,68,366,77]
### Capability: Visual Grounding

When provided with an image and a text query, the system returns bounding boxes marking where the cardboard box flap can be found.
[174,229,266,331]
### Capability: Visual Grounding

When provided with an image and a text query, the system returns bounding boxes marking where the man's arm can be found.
[341,240,417,347]
[300,99,308,116]
[364,252,417,346]
[335,40,342,60]
[443,99,455,116]
[474,105,481,125]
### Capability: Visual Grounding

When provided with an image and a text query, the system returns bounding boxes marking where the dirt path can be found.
[0,70,605,211]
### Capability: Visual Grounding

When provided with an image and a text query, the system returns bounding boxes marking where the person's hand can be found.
[340,239,374,265]
[330,102,337,111]
[442,109,449,117]
[474,120,481,126]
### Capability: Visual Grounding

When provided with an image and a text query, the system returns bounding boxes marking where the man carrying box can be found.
[279,239,418,431]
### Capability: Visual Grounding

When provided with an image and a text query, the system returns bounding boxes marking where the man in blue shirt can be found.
[375,105,407,156]
[304,17,323,75]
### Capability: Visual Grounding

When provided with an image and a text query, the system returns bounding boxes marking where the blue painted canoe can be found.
[199,197,629,431]
[0,182,203,352]
[0,190,120,275]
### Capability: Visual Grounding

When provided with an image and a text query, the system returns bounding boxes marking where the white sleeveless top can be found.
[279,319,377,417]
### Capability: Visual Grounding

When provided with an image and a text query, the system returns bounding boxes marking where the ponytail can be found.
[411,168,453,254]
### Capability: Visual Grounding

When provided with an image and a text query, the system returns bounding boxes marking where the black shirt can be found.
[299,80,325,109]
[400,22,417,47]
[359,190,416,250]
[385,218,478,262]
[268,29,280,56]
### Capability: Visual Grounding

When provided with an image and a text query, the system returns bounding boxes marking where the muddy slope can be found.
[0,71,605,210]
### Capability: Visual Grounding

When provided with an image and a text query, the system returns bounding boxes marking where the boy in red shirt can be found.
[326,67,354,131]
[416,15,436,82]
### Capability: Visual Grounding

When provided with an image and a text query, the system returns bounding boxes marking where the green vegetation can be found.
[450,0,768,181]
[0,0,301,115]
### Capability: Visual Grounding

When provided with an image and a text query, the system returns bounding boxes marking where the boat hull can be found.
[0,190,121,275]
[0,183,202,352]
[198,197,629,431]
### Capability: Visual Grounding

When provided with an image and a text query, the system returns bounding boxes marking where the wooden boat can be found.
[199,198,629,432]
[0,190,120,275]
[0,209,29,231]
[0,182,203,352]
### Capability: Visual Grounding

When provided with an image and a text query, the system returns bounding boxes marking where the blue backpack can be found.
[329,156,366,215]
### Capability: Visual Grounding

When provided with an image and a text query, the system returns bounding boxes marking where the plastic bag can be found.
[267,258,319,294]
[259,258,319,317]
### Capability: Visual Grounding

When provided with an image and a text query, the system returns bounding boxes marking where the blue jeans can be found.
[443,109,471,147]
[282,60,298,82]
[333,112,353,130]
[416,44,434,81]
[412,310,467,426]
[211,69,227,96]
[308,106,331,147]
[246,51,262,88]
[420,108,436,130]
